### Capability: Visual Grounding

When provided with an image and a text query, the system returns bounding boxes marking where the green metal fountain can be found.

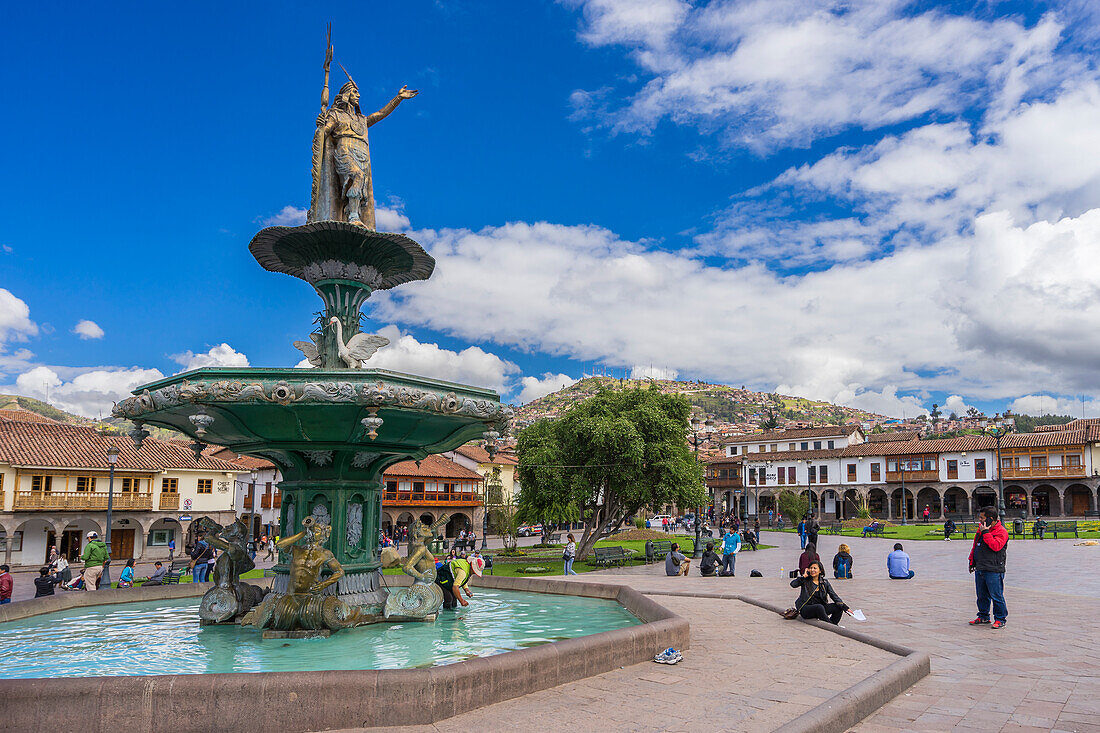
[113,35,511,616]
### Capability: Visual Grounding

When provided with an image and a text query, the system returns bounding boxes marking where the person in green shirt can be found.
[80,531,109,591]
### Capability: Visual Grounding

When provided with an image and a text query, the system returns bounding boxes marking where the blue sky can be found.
[2,0,1100,420]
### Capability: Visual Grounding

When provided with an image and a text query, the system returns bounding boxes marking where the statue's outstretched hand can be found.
[398,86,419,100]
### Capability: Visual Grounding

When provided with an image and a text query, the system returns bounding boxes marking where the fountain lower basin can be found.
[0,576,688,733]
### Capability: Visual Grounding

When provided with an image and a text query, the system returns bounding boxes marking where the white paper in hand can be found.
[851,609,867,622]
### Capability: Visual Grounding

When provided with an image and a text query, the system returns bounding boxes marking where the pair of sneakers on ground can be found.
[653,647,682,664]
[969,617,1006,629]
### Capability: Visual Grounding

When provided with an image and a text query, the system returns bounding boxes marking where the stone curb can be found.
[0,575,687,733]
[642,590,931,733]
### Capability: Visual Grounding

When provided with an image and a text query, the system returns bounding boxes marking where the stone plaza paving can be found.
[350,528,1100,733]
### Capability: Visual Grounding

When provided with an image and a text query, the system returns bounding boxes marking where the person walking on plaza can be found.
[753,518,761,543]
[563,533,578,576]
[922,505,931,523]
[665,542,690,576]
[0,564,12,604]
[791,561,851,625]
[888,543,915,579]
[799,542,820,575]
[168,537,176,563]
[188,532,214,583]
[80,531,109,591]
[768,509,774,527]
[720,526,741,576]
[798,518,807,549]
[832,543,854,579]
[264,536,276,560]
[807,517,820,547]
[969,507,1009,629]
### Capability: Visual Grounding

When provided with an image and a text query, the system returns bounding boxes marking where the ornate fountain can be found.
[113,32,511,628]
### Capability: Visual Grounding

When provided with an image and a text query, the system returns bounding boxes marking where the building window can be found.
[814,441,822,450]
[413,481,425,493]
[1031,455,1047,468]
[871,463,881,481]
[76,476,96,492]
[771,443,778,452]
[730,446,738,455]
[758,445,766,452]
[1067,454,1082,466]
[819,465,828,483]
[808,466,817,484]
[149,529,175,546]
[776,467,785,484]
[748,468,757,486]
[847,464,856,481]
[386,480,398,492]
[788,443,796,450]
[974,459,986,479]
[31,475,52,492]
[197,479,213,494]
[161,478,178,493]
[828,441,835,449]
[801,442,809,451]
[947,460,958,479]
[264,481,273,496]
[121,477,141,492]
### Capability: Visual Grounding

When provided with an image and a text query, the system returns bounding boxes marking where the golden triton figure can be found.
[308,26,418,229]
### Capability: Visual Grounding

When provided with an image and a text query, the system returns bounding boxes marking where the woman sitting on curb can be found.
[832,544,853,579]
[791,561,851,625]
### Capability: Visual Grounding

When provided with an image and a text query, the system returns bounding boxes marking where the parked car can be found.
[517,524,543,537]
[646,514,673,529]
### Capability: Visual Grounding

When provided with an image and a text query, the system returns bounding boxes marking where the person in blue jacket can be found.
[720,526,741,576]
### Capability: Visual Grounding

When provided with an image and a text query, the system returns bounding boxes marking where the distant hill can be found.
[513,377,889,433]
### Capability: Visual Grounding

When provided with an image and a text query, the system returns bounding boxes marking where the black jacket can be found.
[33,574,60,597]
[700,549,721,573]
[790,576,845,608]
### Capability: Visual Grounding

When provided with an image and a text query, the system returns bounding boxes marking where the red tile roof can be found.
[454,444,518,465]
[1002,430,1086,448]
[0,420,247,472]
[724,425,861,444]
[0,408,60,424]
[843,435,995,456]
[866,431,920,443]
[208,446,277,471]
[384,453,484,481]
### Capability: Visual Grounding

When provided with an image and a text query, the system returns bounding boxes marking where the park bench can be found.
[546,533,562,544]
[1046,521,1079,538]
[590,546,630,567]
[861,524,887,538]
[955,522,981,538]
[823,522,844,535]
[160,559,190,584]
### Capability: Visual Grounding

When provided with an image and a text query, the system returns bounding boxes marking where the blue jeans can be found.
[721,553,736,575]
[799,533,807,549]
[192,563,209,583]
[890,570,915,579]
[563,557,577,575]
[975,570,1007,621]
[0,598,10,604]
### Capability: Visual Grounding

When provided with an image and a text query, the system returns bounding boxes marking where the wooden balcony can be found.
[1001,465,1087,479]
[14,491,153,511]
[706,477,744,489]
[159,492,180,510]
[885,470,939,483]
[383,490,483,506]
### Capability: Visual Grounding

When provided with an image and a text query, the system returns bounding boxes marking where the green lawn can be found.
[769,523,1100,541]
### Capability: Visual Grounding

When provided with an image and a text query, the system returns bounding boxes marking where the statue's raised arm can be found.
[365,86,419,127]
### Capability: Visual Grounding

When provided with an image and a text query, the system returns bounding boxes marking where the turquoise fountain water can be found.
[0,590,639,678]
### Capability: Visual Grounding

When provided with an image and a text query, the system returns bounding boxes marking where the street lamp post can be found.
[899,456,907,525]
[690,418,714,559]
[103,445,119,586]
[248,469,259,540]
[983,414,1014,521]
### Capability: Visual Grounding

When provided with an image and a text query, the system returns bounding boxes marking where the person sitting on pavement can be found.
[798,542,820,574]
[142,561,168,586]
[118,558,136,588]
[665,542,690,577]
[791,560,851,625]
[861,521,881,538]
[720,527,741,576]
[34,566,63,597]
[832,543,853,579]
[1032,517,1048,540]
[699,542,721,577]
[887,542,915,579]
[943,518,957,541]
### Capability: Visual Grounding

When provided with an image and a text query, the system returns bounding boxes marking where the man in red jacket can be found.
[0,564,12,604]
[968,507,1009,629]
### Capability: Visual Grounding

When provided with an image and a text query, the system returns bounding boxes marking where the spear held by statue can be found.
[308,24,333,222]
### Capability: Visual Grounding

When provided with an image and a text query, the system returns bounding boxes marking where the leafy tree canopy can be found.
[515,387,705,559]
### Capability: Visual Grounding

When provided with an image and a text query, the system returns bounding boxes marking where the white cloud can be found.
[515,373,579,404]
[72,320,105,340]
[375,206,411,232]
[12,365,165,418]
[568,0,1063,151]
[630,365,678,381]
[365,325,520,395]
[261,205,308,227]
[0,289,37,343]
[171,343,250,372]
[367,210,1100,418]
[1008,394,1099,417]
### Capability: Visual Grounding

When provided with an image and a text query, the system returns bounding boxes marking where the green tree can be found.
[929,403,942,421]
[777,489,809,523]
[758,409,780,431]
[516,387,705,560]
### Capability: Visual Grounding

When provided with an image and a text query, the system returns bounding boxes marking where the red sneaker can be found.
[969,617,990,625]
[991,620,1006,629]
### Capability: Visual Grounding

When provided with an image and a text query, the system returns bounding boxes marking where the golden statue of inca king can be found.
[308,26,418,229]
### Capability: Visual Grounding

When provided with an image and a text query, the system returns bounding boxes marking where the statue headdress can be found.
[338,63,358,95]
